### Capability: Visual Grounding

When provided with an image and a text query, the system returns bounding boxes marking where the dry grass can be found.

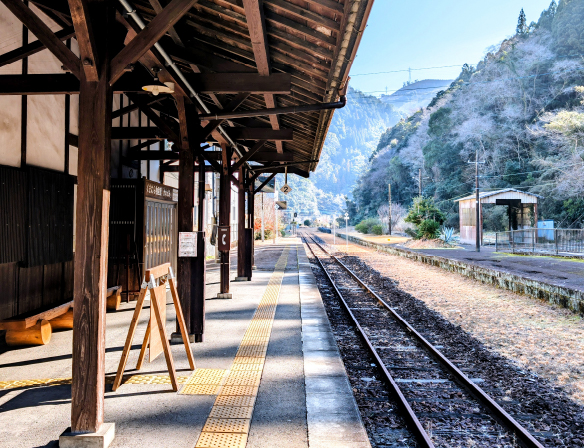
[330,237,584,405]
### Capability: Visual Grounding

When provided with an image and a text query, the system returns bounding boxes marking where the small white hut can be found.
[454,189,543,245]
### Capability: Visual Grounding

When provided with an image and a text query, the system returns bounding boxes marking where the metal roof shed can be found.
[454,189,543,245]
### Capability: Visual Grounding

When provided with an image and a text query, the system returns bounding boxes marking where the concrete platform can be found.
[336,229,584,293]
[0,239,370,448]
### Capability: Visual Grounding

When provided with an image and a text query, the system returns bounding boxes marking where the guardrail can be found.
[495,228,584,256]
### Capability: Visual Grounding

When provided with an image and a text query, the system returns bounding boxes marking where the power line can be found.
[347,65,584,97]
[351,64,463,77]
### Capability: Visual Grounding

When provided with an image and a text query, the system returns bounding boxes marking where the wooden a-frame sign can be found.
[113,263,195,391]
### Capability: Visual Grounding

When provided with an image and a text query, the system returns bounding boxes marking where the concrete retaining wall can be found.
[331,231,584,315]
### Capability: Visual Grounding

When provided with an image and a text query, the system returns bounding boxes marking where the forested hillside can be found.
[283,88,400,216]
[351,0,584,230]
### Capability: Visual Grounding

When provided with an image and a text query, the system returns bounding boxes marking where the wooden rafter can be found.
[110,0,199,83]
[0,26,75,68]
[231,140,266,171]
[202,92,250,140]
[241,0,283,153]
[1,0,80,78]
[67,0,99,81]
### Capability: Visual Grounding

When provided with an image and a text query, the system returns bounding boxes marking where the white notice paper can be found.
[178,232,197,257]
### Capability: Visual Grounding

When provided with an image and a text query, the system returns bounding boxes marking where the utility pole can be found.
[388,184,392,235]
[468,149,486,252]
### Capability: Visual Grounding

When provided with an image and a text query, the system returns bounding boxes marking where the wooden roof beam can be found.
[1,0,81,78]
[0,26,75,68]
[265,0,340,32]
[265,11,336,47]
[110,0,198,84]
[231,141,266,172]
[224,127,293,141]
[242,0,284,153]
[202,92,250,140]
[189,73,291,94]
[67,0,99,81]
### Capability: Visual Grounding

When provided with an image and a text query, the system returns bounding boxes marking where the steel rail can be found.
[302,233,545,448]
[301,234,435,448]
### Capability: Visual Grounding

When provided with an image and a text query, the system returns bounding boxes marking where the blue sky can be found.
[349,0,554,95]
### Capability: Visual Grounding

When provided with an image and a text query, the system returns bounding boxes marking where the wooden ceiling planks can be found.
[4,0,370,175]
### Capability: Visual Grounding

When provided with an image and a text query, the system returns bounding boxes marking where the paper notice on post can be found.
[178,232,197,257]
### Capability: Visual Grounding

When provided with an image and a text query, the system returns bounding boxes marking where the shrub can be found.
[355,221,368,233]
[405,196,445,226]
[255,229,272,240]
[371,224,383,235]
[404,227,418,239]
[418,219,441,239]
[355,217,381,234]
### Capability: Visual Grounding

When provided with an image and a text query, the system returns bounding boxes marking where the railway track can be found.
[301,233,545,448]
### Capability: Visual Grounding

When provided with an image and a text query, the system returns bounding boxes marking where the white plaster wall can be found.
[0,3,22,167]
[26,5,66,171]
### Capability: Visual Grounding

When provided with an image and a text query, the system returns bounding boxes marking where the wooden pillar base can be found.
[171,332,195,343]
[5,320,52,346]
[220,251,230,294]
[59,422,115,448]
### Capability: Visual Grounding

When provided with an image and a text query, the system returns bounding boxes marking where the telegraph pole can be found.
[388,184,392,235]
[468,149,485,252]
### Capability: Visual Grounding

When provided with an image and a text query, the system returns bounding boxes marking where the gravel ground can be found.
[314,230,584,406]
[305,231,584,447]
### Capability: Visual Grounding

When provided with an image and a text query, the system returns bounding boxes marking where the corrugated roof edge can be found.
[454,188,545,202]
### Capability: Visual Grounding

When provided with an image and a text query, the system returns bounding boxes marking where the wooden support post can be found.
[236,165,246,280]
[175,97,198,338]
[219,144,231,296]
[248,178,255,273]
[193,156,206,342]
[68,0,113,439]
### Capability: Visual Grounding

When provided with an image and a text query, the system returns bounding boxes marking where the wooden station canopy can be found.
[1,0,375,178]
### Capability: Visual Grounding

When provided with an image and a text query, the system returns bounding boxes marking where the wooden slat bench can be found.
[0,301,73,346]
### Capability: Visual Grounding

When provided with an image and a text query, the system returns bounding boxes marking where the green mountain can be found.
[351,0,584,229]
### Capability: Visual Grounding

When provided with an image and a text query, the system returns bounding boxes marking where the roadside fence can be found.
[495,228,584,256]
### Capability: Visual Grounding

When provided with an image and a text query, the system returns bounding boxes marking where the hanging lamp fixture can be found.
[142,67,174,96]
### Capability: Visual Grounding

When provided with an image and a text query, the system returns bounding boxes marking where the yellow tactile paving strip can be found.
[194,247,290,448]
[0,369,225,393]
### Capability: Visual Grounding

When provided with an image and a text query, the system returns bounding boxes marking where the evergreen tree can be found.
[516,8,527,34]
[537,0,558,30]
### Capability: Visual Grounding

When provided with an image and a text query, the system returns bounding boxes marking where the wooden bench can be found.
[0,301,73,346]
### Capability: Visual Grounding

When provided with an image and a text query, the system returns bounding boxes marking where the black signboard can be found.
[145,179,178,202]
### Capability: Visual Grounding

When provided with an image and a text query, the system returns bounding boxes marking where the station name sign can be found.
[145,180,178,202]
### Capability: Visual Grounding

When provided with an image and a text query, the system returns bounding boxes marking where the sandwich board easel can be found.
[113,263,195,391]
